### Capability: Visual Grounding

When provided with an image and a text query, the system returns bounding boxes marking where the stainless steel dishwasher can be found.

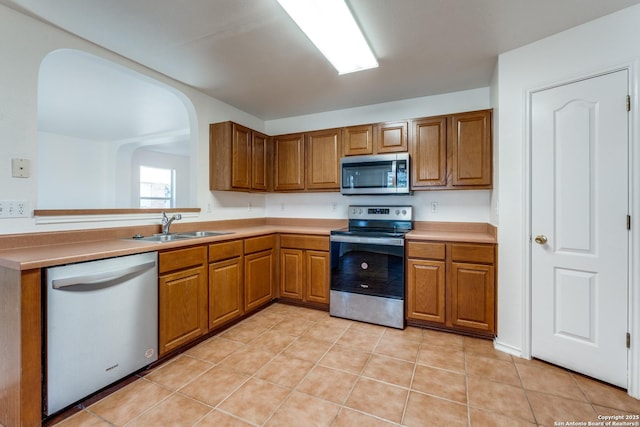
[44,251,158,416]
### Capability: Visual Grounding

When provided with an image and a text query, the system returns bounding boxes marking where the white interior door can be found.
[531,70,629,388]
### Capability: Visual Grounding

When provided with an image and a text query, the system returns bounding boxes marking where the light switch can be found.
[12,158,30,178]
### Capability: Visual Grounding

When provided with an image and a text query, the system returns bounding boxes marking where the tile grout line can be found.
[463,337,472,427]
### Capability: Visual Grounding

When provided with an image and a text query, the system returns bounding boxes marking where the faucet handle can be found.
[175,213,182,220]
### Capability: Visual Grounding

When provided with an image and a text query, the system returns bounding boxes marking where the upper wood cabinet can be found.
[450,110,492,187]
[273,129,341,192]
[343,124,373,156]
[411,116,447,187]
[343,121,408,156]
[306,128,341,190]
[273,133,305,191]
[251,132,269,191]
[210,121,269,192]
[411,109,492,190]
[375,121,408,153]
[210,109,490,193]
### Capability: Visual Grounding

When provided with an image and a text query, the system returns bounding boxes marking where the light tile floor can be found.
[52,303,640,426]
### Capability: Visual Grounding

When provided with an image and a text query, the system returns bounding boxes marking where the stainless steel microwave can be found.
[340,152,410,195]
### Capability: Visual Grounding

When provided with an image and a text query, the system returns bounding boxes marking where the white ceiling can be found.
[6,0,640,122]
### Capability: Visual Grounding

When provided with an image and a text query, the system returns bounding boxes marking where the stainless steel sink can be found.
[133,234,194,242]
[130,231,233,242]
[177,231,233,238]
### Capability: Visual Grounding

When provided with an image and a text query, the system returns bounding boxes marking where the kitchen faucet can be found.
[161,211,182,235]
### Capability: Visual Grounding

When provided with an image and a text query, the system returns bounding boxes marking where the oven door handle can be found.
[330,235,405,246]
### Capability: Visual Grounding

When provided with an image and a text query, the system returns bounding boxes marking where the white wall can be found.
[264,87,493,222]
[0,4,267,234]
[494,3,640,369]
[38,132,113,208]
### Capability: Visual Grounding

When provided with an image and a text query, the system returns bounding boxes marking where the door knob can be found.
[534,235,548,244]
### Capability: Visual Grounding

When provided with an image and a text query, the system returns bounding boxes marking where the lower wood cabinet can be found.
[407,258,446,324]
[244,235,276,312]
[450,261,495,332]
[158,246,208,355]
[406,240,496,336]
[279,234,330,307]
[209,240,244,330]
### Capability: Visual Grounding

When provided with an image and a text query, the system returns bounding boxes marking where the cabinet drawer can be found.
[159,246,207,274]
[244,234,276,254]
[451,243,494,264]
[209,240,243,262]
[406,241,446,260]
[280,234,329,251]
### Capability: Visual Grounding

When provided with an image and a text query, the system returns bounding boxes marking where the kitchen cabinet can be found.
[209,121,270,192]
[244,234,276,312]
[407,242,446,323]
[273,133,305,191]
[343,121,408,156]
[273,129,341,192]
[450,243,495,332]
[208,240,244,330]
[279,234,330,307]
[306,128,341,190]
[158,246,208,355]
[411,109,492,189]
[450,110,492,187]
[406,240,496,337]
[375,121,408,153]
[343,124,373,156]
[411,116,447,187]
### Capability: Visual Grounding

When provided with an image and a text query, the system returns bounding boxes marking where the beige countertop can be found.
[0,219,496,271]
[0,224,335,270]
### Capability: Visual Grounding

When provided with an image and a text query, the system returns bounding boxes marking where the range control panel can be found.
[348,205,413,221]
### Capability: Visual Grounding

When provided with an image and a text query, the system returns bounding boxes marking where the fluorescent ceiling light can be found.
[276,0,378,75]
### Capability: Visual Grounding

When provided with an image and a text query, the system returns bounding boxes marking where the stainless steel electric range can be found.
[329,205,413,329]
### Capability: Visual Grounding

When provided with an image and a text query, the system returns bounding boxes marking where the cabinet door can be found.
[244,249,274,312]
[252,131,269,191]
[450,262,495,333]
[375,121,408,153]
[411,117,447,187]
[209,257,243,330]
[273,133,305,191]
[280,248,303,300]
[306,129,341,190]
[343,125,373,156]
[305,250,329,304]
[406,259,446,324]
[450,110,492,187]
[231,123,252,189]
[159,265,208,355]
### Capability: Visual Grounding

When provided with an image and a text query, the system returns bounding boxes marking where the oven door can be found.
[330,235,405,299]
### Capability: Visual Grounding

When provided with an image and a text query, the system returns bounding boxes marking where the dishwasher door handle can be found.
[52,260,156,289]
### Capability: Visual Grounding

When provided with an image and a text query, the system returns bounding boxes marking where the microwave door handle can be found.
[391,161,397,188]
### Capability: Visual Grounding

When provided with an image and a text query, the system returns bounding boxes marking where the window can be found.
[140,166,175,208]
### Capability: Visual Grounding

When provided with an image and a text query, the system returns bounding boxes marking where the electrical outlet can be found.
[431,202,439,213]
[0,200,29,218]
